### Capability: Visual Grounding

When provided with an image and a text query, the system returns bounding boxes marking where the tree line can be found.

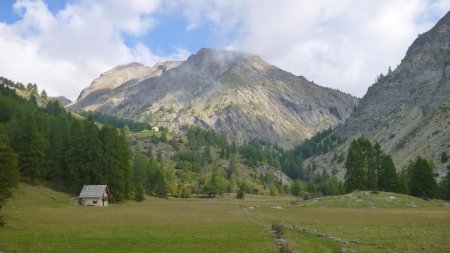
[77,110,151,132]
[344,137,449,200]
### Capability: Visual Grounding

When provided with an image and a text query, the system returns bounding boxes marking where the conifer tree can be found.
[0,126,19,222]
[439,169,450,200]
[408,156,437,200]
[82,118,103,184]
[153,166,167,198]
[344,139,366,192]
[380,155,398,192]
[40,90,48,100]
[64,120,84,194]
[134,182,145,202]
[373,143,383,190]
[397,169,409,194]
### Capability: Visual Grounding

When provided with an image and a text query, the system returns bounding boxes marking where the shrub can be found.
[279,241,294,253]
[271,223,285,239]
[236,188,245,199]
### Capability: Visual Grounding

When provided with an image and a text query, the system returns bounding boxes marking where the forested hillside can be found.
[0,77,347,206]
[1,74,448,226]
[0,78,132,202]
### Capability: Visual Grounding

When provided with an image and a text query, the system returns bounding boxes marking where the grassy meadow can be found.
[1,184,449,253]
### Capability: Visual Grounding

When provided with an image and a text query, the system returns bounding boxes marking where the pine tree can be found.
[236,187,245,199]
[40,90,48,100]
[344,139,366,192]
[46,100,65,116]
[291,180,304,196]
[0,143,19,211]
[132,152,148,184]
[359,138,376,190]
[202,145,213,165]
[32,84,38,95]
[64,120,84,194]
[29,94,38,106]
[373,143,383,190]
[46,114,70,183]
[439,169,450,200]
[134,182,145,202]
[409,156,437,200]
[82,118,103,184]
[397,169,409,194]
[153,166,167,198]
[13,113,49,181]
[101,126,132,201]
[227,154,238,179]
[380,155,398,192]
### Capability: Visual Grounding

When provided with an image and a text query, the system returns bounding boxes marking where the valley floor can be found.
[1,184,449,252]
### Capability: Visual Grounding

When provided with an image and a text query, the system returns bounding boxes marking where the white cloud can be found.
[169,0,448,97]
[0,0,174,100]
[230,0,449,97]
[0,0,447,100]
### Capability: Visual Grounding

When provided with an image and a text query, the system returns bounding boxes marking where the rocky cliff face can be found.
[69,48,358,147]
[310,11,450,176]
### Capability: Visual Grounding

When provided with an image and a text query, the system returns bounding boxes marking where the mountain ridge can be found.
[69,48,358,147]
[308,11,450,177]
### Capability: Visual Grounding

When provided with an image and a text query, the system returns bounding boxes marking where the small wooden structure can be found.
[78,185,110,206]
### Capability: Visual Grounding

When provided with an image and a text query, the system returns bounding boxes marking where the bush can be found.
[441,152,449,163]
[236,188,245,199]
[300,191,323,200]
[279,241,294,253]
[271,223,285,239]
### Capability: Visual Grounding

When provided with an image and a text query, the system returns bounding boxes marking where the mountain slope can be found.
[309,11,450,176]
[69,48,358,147]
[50,96,72,106]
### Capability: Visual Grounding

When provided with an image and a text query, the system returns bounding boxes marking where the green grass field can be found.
[1,184,449,252]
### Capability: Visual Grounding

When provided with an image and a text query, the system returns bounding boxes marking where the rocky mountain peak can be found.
[70,48,359,147]
[405,11,450,58]
[76,62,151,101]
[185,48,270,73]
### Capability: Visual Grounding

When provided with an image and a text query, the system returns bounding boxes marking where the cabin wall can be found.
[81,198,107,206]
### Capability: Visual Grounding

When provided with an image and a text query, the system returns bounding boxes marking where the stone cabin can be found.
[78,185,110,206]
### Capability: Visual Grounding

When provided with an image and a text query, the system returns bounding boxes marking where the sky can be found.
[0,0,448,100]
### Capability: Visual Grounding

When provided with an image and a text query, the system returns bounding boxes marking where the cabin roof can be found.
[79,185,109,198]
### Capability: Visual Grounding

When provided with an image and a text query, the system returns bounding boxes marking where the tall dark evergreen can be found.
[344,137,400,193]
[344,139,366,192]
[64,120,84,194]
[12,113,49,181]
[0,128,19,224]
[439,168,450,200]
[408,156,437,200]
[373,143,383,190]
[380,155,398,192]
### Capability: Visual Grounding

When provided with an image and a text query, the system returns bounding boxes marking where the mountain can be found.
[69,48,358,147]
[50,96,72,106]
[72,61,181,107]
[308,11,450,177]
